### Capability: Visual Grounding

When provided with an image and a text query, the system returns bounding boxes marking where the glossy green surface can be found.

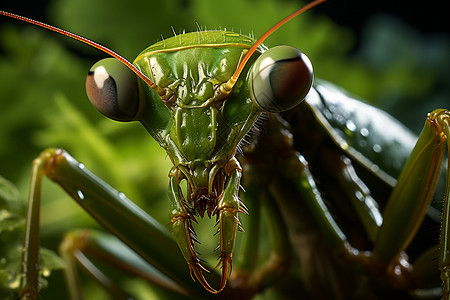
[306,80,418,186]
[374,113,447,263]
[132,32,261,194]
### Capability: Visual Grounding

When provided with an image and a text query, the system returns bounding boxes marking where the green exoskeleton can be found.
[1,0,450,299]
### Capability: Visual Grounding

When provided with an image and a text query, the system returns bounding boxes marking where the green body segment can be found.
[306,81,418,186]
[374,111,447,263]
[132,31,260,191]
[216,165,241,255]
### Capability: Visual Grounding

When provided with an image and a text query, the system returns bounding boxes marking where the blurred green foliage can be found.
[0,0,448,299]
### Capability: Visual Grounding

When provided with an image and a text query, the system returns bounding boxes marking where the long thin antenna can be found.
[221,0,327,94]
[0,10,160,92]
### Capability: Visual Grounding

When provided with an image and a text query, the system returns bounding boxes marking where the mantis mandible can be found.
[0,0,449,299]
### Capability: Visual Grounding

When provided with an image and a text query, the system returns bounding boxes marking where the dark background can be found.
[2,0,449,40]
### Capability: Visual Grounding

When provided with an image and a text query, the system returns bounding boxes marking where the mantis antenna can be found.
[221,0,327,94]
[0,0,326,97]
[0,10,159,92]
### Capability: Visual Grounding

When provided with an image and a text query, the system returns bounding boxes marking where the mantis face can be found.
[85,31,313,292]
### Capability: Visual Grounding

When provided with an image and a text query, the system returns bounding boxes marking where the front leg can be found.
[168,169,217,293]
[19,148,209,299]
[371,110,449,293]
[168,158,242,294]
[215,159,242,289]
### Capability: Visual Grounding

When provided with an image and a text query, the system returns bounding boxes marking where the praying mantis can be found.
[0,0,449,299]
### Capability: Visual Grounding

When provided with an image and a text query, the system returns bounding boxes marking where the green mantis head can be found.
[85,33,313,213]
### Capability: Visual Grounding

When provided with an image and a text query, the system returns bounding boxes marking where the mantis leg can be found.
[372,110,449,291]
[168,158,242,294]
[19,148,213,299]
[241,114,355,298]
[273,150,356,299]
[230,161,292,296]
[319,149,383,243]
[275,151,350,253]
[58,229,189,300]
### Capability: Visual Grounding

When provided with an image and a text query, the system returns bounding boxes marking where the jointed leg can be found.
[273,150,359,299]
[19,148,210,299]
[59,229,189,300]
[230,162,292,296]
[435,111,450,298]
[272,108,449,296]
[167,158,243,294]
[372,110,449,292]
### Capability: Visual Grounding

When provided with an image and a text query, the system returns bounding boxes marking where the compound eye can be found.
[86,58,139,122]
[249,45,313,112]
